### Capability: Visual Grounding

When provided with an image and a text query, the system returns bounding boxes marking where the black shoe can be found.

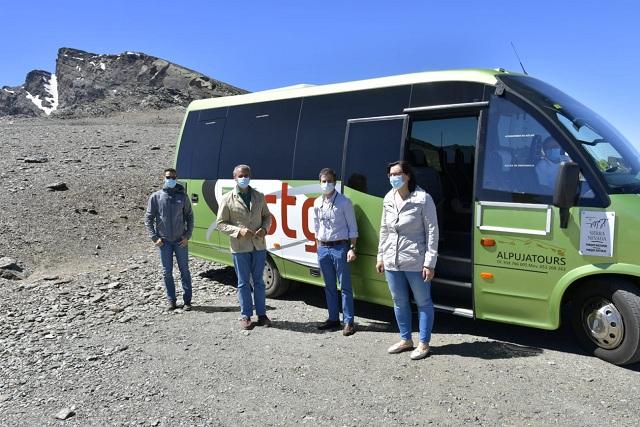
[183,303,192,312]
[166,300,177,311]
[256,315,272,327]
[317,319,341,330]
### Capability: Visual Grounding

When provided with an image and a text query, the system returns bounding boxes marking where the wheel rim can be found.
[263,261,274,289]
[582,297,624,349]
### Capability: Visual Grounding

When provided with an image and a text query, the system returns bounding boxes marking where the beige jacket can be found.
[377,186,439,272]
[216,186,272,253]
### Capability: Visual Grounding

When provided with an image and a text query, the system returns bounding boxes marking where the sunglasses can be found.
[165,176,177,180]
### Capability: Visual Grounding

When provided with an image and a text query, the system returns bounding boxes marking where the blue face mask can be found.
[237,177,250,189]
[164,178,177,189]
[320,182,335,194]
[389,175,405,190]
[547,148,562,163]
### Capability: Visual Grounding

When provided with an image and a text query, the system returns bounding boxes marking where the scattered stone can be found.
[107,305,124,313]
[150,146,160,150]
[0,257,18,269]
[0,394,10,402]
[54,407,75,420]
[0,269,24,280]
[23,157,48,163]
[46,182,68,191]
[107,281,120,289]
[90,294,105,303]
[43,275,60,281]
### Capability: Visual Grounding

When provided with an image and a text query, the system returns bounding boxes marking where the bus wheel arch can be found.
[562,275,640,365]
[263,255,290,298]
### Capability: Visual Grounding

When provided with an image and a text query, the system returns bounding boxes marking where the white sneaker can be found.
[387,340,414,354]
[410,343,430,360]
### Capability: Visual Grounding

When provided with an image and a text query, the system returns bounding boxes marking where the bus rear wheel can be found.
[570,279,640,365]
[263,256,290,298]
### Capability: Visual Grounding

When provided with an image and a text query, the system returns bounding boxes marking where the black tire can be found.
[263,256,290,298]
[570,279,640,365]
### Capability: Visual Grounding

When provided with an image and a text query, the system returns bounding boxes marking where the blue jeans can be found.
[159,239,192,304]
[317,242,354,324]
[385,270,434,343]
[232,250,267,318]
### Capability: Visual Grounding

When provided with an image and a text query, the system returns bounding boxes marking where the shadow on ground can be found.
[199,266,640,369]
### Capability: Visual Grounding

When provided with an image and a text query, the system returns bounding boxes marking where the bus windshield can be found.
[499,75,640,194]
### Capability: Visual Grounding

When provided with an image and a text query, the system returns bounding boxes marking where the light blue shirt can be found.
[313,191,358,242]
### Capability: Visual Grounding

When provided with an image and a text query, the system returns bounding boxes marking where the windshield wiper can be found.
[580,138,607,147]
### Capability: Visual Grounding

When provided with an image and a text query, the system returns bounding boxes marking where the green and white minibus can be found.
[174,69,640,365]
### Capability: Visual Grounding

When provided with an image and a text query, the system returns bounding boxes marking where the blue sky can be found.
[1,0,638,146]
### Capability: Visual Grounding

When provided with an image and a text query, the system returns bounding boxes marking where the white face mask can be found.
[320,182,335,194]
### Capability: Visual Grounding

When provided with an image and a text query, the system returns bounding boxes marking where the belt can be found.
[318,240,349,247]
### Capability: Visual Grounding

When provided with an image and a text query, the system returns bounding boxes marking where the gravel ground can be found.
[1,111,639,426]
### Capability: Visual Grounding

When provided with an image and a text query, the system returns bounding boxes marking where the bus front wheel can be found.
[570,279,640,365]
[263,256,290,298]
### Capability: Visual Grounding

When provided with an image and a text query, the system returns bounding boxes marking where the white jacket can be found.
[377,186,439,272]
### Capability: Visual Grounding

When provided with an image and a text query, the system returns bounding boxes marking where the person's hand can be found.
[179,237,189,248]
[154,239,163,247]
[422,267,434,282]
[376,261,384,274]
[254,228,266,238]
[347,249,357,262]
[239,227,253,238]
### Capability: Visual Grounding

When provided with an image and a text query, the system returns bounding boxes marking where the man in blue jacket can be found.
[144,168,194,311]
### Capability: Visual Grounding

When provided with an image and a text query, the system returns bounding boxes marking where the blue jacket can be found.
[144,184,194,243]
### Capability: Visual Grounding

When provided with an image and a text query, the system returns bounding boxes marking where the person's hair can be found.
[233,164,251,178]
[318,167,337,182]
[164,168,177,175]
[386,160,416,192]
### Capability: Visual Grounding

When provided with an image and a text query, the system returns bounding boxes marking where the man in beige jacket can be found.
[216,164,273,330]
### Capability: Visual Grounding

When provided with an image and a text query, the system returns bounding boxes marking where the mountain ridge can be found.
[0,47,248,117]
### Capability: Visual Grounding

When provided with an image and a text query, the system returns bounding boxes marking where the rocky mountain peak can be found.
[0,47,247,117]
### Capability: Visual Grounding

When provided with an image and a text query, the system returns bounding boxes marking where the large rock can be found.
[0,47,248,117]
[55,47,246,116]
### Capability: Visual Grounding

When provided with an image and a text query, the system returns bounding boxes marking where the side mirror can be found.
[553,162,580,229]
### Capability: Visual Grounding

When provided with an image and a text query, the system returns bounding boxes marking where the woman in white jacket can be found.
[376,160,439,360]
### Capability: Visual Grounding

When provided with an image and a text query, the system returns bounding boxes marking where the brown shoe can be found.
[342,323,355,336]
[240,316,253,330]
[256,315,272,327]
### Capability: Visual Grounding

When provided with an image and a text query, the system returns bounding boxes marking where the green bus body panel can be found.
[474,195,640,330]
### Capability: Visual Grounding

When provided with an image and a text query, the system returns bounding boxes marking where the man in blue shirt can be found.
[313,168,359,335]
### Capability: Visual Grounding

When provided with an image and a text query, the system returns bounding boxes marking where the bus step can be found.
[437,254,472,282]
[434,304,474,318]
[432,278,471,289]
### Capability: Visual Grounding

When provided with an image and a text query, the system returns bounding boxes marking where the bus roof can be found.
[187,68,512,112]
